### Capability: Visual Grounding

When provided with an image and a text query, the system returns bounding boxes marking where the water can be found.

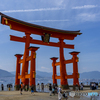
[0,85,49,92]
[0,85,14,91]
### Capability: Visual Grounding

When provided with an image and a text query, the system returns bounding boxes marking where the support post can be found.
[59,39,69,89]
[70,51,80,90]
[15,54,23,90]
[21,33,31,85]
[50,57,58,85]
[28,46,39,91]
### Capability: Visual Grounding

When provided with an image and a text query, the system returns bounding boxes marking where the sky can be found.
[0,0,100,73]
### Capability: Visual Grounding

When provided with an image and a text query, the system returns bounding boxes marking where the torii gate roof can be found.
[0,12,82,40]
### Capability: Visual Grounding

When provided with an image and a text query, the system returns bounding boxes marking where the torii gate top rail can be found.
[0,12,82,40]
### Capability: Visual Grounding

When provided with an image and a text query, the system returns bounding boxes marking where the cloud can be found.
[72,5,98,9]
[77,13,97,22]
[0,7,65,13]
[41,66,50,70]
[28,19,69,23]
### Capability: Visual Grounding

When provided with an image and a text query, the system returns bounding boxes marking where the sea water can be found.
[0,84,50,92]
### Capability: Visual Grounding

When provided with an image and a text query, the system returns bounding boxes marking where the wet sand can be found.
[0,90,100,100]
[0,91,57,100]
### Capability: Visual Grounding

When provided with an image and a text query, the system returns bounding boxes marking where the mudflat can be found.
[0,91,57,100]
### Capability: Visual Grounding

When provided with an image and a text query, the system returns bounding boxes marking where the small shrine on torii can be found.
[0,12,82,90]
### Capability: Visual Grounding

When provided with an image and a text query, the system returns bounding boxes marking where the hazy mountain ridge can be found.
[80,71,100,79]
[0,69,14,77]
[10,70,100,79]
[0,69,100,85]
[10,71,72,78]
[36,71,100,79]
[1,69,100,79]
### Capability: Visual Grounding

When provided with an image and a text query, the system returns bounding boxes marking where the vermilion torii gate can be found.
[0,12,82,89]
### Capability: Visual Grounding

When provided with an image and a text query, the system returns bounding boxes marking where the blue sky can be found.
[0,0,100,73]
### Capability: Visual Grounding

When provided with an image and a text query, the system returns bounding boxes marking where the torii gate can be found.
[0,12,82,89]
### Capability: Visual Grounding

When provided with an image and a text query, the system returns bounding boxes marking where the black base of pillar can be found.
[61,84,69,89]
[53,83,58,87]
[73,85,80,90]
[15,85,20,90]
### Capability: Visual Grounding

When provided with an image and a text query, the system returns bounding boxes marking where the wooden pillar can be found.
[50,57,58,85]
[28,46,39,91]
[70,51,80,88]
[21,33,31,85]
[59,39,69,89]
[15,54,23,90]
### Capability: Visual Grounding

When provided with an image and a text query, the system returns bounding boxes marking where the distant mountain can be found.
[11,70,53,78]
[36,71,52,78]
[10,70,100,79]
[10,71,43,78]
[2,70,100,85]
[80,71,100,79]
[10,70,74,78]
[0,69,14,77]
[11,71,16,75]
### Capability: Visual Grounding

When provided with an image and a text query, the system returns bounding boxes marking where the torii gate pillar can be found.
[21,33,31,85]
[70,51,80,89]
[15,54,23,90]
[50,57,58,85]
[28,46,39,91]
[59,39,69,89]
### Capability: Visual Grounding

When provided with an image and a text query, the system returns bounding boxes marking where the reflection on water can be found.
[0,85,50,92]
